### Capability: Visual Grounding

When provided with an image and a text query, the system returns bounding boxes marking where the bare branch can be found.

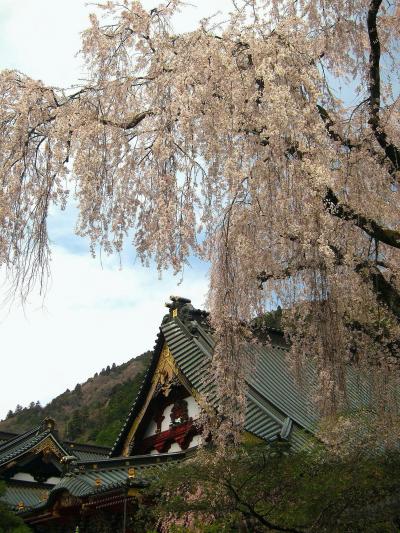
[367,0,400,174]
[324,188,400,249]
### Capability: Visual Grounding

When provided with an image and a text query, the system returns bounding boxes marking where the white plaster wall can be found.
[46,476,61,485]
[169,442,182,453]
[149,448,160,455]
[11,472,35,482]
[160,404,173,431]
[186,396,200,419]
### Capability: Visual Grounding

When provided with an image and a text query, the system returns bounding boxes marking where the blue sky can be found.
[0,0,232,419]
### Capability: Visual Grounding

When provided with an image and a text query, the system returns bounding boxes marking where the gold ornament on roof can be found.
[40,490,49,502]
[34,438,63,459]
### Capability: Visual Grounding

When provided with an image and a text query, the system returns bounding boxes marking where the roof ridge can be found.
[0,423,45,454]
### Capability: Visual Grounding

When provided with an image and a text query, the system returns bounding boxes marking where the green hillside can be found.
[0,351,151,447]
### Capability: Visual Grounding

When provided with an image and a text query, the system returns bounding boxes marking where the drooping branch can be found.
[225,479,305,533]
[355,261,400,319]
[324,188,400,249]
[347,320,400,360]
[259,243,400,321]
[316,105,357,150]
[367,0,400,174]
[98,110,151,130]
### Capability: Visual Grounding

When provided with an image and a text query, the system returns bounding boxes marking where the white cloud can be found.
[0,0,91,87]
[0,248,208,418]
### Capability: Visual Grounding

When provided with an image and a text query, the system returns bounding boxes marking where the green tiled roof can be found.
[0,426,108,467]
[111,299,374,455]
[1,480,51,511]
[161,316,307,443]
[163,315,373,443]
[0,423,68,468]
[49,452,186,500]
[63,442,110,462]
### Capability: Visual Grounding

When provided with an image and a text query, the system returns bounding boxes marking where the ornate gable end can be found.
[0,419,69,489]
[31,435,66,462]
[108,296,209,458]
[122,342,202,456]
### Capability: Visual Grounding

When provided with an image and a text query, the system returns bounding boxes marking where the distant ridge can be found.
[0,351,151,447]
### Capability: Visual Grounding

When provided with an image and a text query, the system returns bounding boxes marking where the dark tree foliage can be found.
[0,352,151,445]
[139,442,400,532]
[92,369,146,446]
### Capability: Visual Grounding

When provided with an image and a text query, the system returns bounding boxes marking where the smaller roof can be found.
[0,418,69,469]
[50,451,185,499]
[63,442,110,462]
[0,422,109,467]
[1,480,52,512]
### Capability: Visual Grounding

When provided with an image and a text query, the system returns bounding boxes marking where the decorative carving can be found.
[39,490,49,502]
[153,410,165,433]
[135,419,197,454]
[170,399,189,426]
[60,455,78,475]
[39,417,56,433]
[154,344,178,398]
[122,342,180,455]
[58,491,80,508]
[34,437,64,460]
[154,375,180,397]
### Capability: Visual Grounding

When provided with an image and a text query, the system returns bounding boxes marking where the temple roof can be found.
[1,297,375,519]
[0,418,69,469]
[49,451,186,500]
[111,297,372,456]
[62,441,110,462]
[0,424,110,464]
[0,418,110,513]
[14,450,188,518]
[2,480,53,512]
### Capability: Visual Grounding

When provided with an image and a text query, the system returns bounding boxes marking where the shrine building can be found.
[0,297,370,532]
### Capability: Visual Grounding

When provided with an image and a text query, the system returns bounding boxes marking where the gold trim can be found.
[122,343,177,455]
[242,431,264,445]
[34,437,64,459]
[122,342,209,455]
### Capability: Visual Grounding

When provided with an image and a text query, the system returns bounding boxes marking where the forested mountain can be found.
[0,351,151,447]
